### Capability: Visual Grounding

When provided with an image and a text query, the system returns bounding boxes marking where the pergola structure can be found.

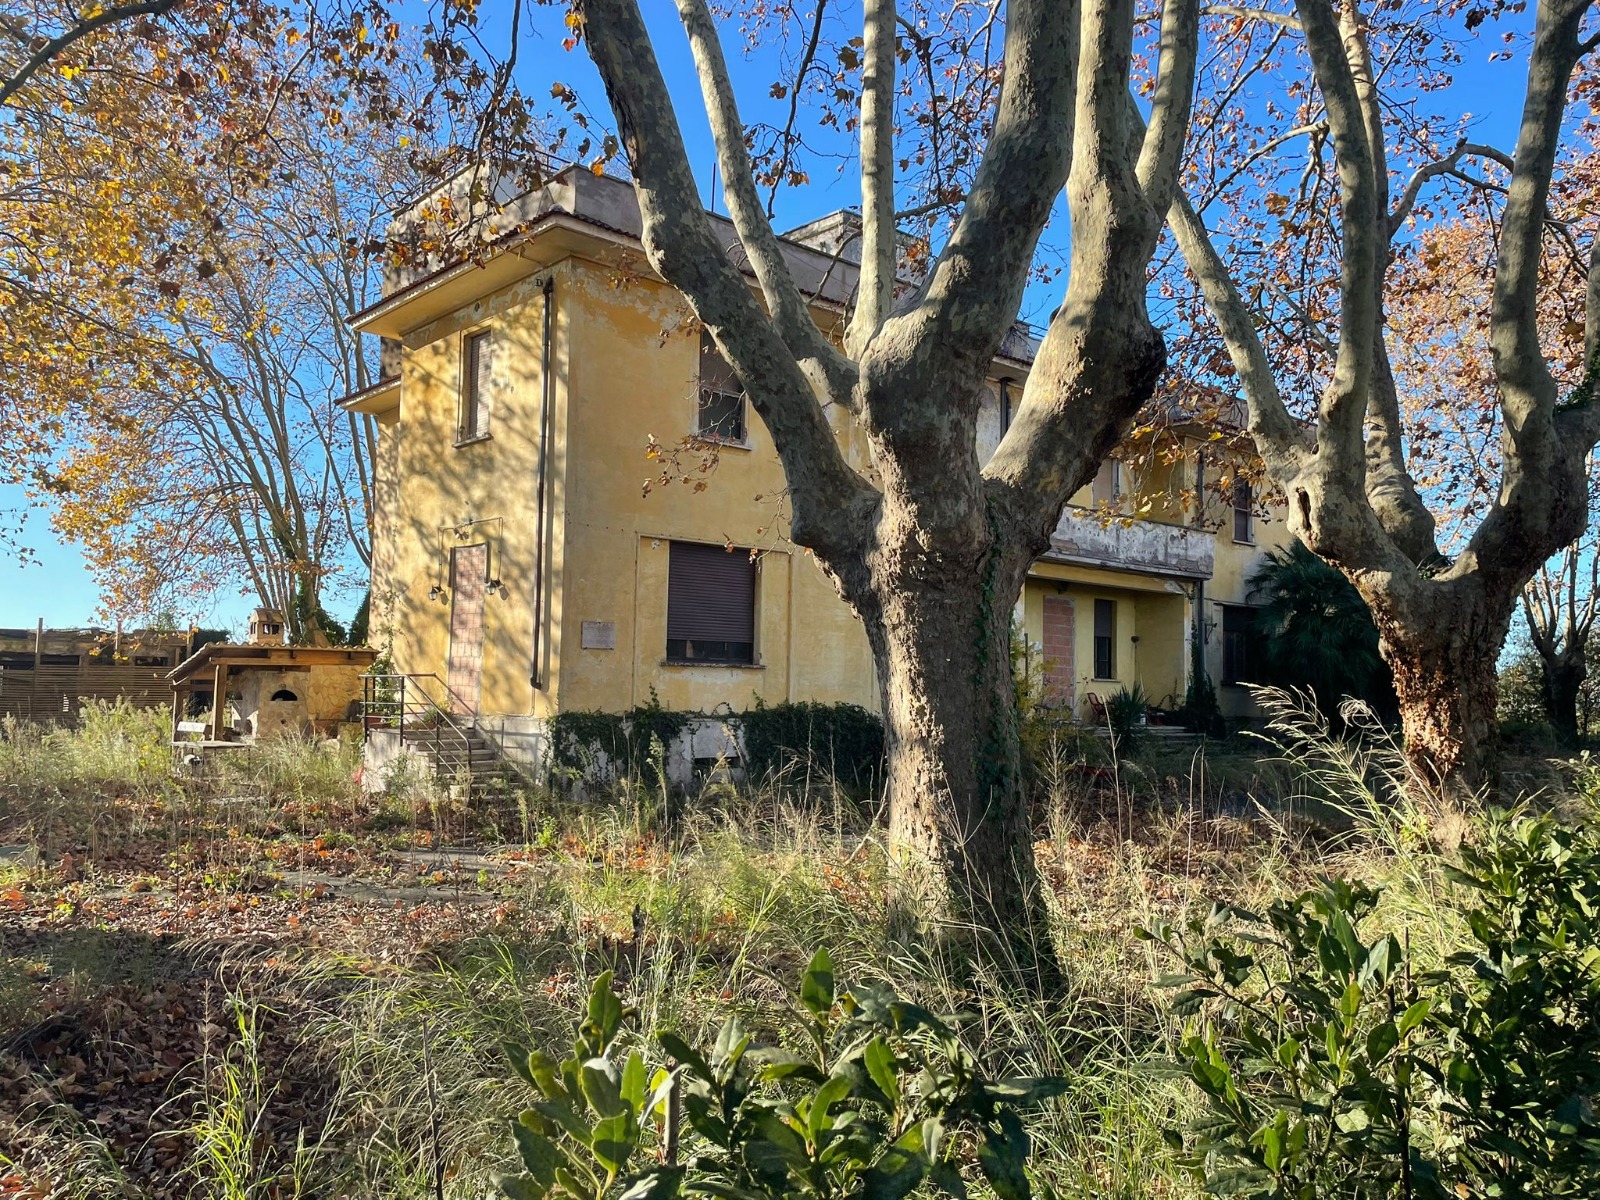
[166,643,377,746]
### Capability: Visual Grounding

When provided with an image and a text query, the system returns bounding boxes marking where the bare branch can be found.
[1199,3,1301,27]
[1136,0,1200,215]
[1168,191,1305,470]
[674,0,856,400]
[875,0,1077,387]
[0,0,182,107]
[846,0,897,356]
[1389,140,1505,233]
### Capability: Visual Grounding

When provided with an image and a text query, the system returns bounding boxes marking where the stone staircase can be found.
[400,723,517,799]
[363,674,521,801]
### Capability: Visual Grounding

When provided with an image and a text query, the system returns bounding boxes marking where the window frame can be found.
[1091,460,1122,507]
[695,331,750,446]
[1232,479,1255,544]
[458,327,494,445]
[665,539,759,667]
[1092,598,1116,680]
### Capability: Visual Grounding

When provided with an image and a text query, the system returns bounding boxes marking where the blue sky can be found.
[0,3,1539,632]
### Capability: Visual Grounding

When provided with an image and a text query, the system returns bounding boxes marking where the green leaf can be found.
[927,1160,968,1199]
[801,947,837,1018]
[513,1120,564,1190]
[617,1168,683,1200]
[532,1098,593,1144]
[863,1037,900,1106]
[987,1075,1071,1106]
[808,1073,854,1139]
[658,1032,714,1083]
[621,1051,648,1111]
[1365,1021,1400,1065]
[976,1112,1032,1200]
[585,973,625,1053]
[591,1112,633,1173]
[506,1041,538,1089]
[498,1172,549,1200]
[1397,998,1431,1035]
[581,1058,626,1119]
[862,1124,928,1200]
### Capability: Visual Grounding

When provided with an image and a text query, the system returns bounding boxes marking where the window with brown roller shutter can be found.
[666,541,756,664]
[460,329,493,441]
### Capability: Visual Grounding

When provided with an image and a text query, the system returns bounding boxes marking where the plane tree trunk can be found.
[1366,579,1515,792]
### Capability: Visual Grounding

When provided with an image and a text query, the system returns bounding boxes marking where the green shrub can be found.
[1144,803,1600,1199]
[1106,684,1149,749]
[498,949,1067,1200]
[737,702,884,794]
[550,695,693,791]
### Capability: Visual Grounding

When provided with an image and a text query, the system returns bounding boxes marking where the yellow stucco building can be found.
[345,166,1289,771]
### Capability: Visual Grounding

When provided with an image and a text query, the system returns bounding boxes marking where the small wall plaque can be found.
[581,621,616,650]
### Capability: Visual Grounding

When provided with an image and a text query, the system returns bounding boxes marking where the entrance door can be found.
[1041,594,1077,710]
[446,543,488,715]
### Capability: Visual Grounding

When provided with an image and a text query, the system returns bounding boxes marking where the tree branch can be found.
[580,0,875,558]
[1489,0,1592,431]
[1168,190,1306,471]
[674,0,856,401]
[1294,0,1380,480]
[1136,0,1200,215]
[1587,234,1599,368]
[1199,3,1301,28]
[1389,140,1510,234]
[0,0,183,107]
[871,0,1078,394]
[847,0,898,357]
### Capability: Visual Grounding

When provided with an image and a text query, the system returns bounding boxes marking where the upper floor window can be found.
[697,332,747,443]
[1232,479,1254,544]
[460,329,493,442]
[1092,598,1116,680]
[666,540,756,664]
[1091,460,1122,506]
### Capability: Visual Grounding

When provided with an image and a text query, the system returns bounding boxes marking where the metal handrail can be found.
[360,672,483,790]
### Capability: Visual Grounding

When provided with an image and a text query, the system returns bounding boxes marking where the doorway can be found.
[446,543,488,716]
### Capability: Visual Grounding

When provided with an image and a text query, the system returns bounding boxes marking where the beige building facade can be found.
[347,167,1289,768]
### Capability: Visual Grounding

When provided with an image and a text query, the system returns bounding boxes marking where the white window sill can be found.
[692,434,753,452]
[455,433,493,448]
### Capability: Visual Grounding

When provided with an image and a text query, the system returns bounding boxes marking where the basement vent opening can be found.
[269,689,299,702]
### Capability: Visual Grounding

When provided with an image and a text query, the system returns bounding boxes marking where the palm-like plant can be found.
[1249,540,1397,722]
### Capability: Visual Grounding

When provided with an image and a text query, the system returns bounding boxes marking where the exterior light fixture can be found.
[428,583,449,603]
[486,578,504,596]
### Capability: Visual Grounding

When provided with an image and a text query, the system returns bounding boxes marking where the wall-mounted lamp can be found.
[486,577,505,597]
[1201,616,1217,644]
[428,583,449,603]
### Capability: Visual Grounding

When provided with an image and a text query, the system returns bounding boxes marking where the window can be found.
[1221,605,1260,685]
[1091,460,1122,506]
[132,654,169,667]
[1233,479,1254,543]
[1092,598,1116,680]
[666,540,756,664]
[697,332,746,442]
[460,329,493,441]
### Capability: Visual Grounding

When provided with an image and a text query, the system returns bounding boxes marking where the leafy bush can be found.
[738,702,884,794]
[1144,803,1600,1199]
[550,695,694,791]
[498,949,1067,1200]
[1106,684,1149,748]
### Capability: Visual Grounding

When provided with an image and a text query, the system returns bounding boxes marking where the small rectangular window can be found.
[1091,460,1122,506]
[666,540,756,665]
[1233,479,1254,543]
[461,329,493,441]
[1093,598,1116,680]
[1221,605,1260,685]
[697,331,746,442]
